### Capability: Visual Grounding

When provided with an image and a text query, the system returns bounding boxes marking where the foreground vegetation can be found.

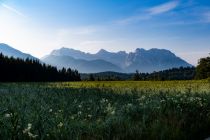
[0,81,210,140]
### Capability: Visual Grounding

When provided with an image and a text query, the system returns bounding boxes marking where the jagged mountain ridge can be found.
[0,43,192,73]
[42,47,192,73]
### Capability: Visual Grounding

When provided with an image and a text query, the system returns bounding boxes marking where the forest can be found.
[82,67,195,81]
[83,55,210,81]
[0,53,81,82]
[0,53,210,82]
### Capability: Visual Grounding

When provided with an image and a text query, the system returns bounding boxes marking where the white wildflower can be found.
[28,123,32,129]
[78,111,82,115]
[5,113,12,118]
[28,132,38,139]
[23,123,32,134]
[111,110,115,115]
[57,122,63,128]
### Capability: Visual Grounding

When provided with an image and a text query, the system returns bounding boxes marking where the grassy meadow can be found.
[0,80,210,139]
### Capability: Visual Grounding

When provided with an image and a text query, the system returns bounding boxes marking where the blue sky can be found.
[0,0,210,65]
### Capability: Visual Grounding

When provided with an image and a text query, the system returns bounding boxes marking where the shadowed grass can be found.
[0,81,210,139]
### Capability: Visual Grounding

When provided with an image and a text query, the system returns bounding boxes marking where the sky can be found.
[0,0,210,65]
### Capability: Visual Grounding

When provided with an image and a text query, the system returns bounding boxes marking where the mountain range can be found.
[0,43,192,73]
[41,47,192,73]
[0,43,37,60]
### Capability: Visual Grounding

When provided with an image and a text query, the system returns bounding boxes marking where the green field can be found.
[0,81,210,140]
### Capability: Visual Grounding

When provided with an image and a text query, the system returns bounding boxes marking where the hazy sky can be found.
[0,0,210,65]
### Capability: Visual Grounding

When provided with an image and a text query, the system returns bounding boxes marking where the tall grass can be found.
[0,81,210,139]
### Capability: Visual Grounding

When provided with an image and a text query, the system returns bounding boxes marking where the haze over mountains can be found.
[42,47,192,73]
[0,43,37,60]
[0,43,192,73]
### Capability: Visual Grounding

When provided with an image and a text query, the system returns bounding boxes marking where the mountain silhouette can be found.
[0,43,37,60]
[42,47,192,73]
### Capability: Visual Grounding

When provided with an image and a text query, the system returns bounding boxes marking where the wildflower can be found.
[23,123,32,134]
[111,110,115,115]
[23,129,28,134]
[49,109,53,113]
[160,99,165,103]
[4,113,12,118]
[101,98,109,104]
[78,105,82,108]
[28,123,32,129]
[57,122,63,128]
[78,111,82,115]
[127,103,133,107]
[28,132,33,137]
[87,114,92,118]
[107,103,112,111]
[141,95,146,100]
[28,132,38,139]
[54,112,58,118]
[199,102,203,107]
[100,98,106,103]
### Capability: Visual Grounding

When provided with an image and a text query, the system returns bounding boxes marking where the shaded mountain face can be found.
[125,48,192,72]
[50,47,95,60]
[42,55,122,73]
[0,43,37,60]
[42,47,192,73]
[95,49,127,68]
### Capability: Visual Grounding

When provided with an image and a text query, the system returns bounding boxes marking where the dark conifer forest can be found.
[134,67,196,81]
[81,67,195,81]
[195,56,210,79]
[0,53,81,82]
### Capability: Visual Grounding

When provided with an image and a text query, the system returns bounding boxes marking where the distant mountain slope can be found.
[42,47,192,73]
[95,49,127,68]
[50,47,95,60]
[42,55,122,73]
[125,48,192,72]
[0,43,37,60]
[81,67,195,81]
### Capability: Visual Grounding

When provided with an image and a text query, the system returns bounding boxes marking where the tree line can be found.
[83,67,195,81]
[0,52,209,82]
[133,67,195,81]
[195,55,210,79]
[85,54,210,81]
[133,54,210,81]
[0,53,81,82]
